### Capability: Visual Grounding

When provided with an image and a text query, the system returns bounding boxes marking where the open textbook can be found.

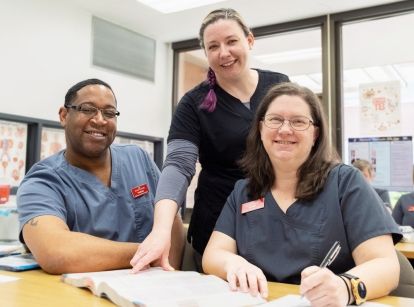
[61,267,266,307]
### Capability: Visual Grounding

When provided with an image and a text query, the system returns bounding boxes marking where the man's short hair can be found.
[64,78,117,106]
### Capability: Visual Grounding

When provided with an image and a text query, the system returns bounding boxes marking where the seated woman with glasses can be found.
[202,83,401,306]
[351,158,392,213]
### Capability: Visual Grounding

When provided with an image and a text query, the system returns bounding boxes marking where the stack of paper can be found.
[0,253,39,271]
[0,243,23,257]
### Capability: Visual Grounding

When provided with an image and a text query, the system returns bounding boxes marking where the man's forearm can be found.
[33,231,139,274]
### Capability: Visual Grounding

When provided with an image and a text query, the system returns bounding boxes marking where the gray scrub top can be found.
[17,144,158,243]
[215,164,401,284]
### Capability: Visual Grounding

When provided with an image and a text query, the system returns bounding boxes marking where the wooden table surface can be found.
[1,269,414,306]
[396,242,414,259]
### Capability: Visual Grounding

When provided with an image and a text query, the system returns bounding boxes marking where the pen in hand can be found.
[320,241,341,269]
[301,241,341,298]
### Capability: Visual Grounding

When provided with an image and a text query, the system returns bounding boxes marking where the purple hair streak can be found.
[199,68,217,112]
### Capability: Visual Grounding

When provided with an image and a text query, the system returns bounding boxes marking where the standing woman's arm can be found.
[131,139,198,271]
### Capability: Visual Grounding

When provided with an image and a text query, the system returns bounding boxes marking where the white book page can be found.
[62,268,131,293]
[262,295,391,307]
[101,273,264,306]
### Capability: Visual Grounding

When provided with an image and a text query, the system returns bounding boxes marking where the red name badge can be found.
[131,184,149,198]
[408,205,414,212]
[241,198,265,214]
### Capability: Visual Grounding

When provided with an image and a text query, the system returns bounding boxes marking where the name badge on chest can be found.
[131,184,149,199]
[241,197,265,214]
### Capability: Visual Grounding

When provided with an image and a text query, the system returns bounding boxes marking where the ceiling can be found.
[72,0,402,42]
[70,0,413,105]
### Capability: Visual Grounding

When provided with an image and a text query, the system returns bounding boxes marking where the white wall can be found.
[0,0,172,140]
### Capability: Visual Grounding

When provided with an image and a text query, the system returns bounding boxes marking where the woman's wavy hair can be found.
[239,82,340,200]
[198,8,251,112]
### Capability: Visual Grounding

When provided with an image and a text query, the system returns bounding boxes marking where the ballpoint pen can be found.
[301,241,341,298]
[320,241,341,269]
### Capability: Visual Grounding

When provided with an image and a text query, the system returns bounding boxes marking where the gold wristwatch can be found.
[340,273,367,305]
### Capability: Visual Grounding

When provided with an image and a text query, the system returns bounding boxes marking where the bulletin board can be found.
[348,136,413,191]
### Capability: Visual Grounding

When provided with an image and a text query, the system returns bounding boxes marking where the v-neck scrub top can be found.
[215,164,401,284]
[168,69,289,254]
[17,144,158,243]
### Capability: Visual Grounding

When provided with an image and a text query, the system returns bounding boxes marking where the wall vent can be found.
[92,16,155,81]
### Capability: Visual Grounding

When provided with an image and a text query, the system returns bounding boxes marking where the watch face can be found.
[357,281,367,299]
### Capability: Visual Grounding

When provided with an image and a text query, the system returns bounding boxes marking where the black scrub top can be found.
[168,69,289,254]
[215,164,402,284]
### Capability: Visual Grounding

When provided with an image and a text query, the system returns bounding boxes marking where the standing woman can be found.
[131,8,289,271]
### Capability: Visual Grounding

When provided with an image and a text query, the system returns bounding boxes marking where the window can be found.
[341,12,414,191]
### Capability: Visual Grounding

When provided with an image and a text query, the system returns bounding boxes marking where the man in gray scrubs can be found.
[17,79,184,274]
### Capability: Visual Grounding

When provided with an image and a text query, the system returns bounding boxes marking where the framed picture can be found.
[0,119,28,187]
[114,136,155,159]
[40,126,66,160]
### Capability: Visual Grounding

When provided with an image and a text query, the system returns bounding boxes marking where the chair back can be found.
[180,224,196,271]
[390,250,414,298]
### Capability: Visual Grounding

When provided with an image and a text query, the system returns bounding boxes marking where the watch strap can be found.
[339,273,367,306]
[340,273,358,280]
[338,275,351,305]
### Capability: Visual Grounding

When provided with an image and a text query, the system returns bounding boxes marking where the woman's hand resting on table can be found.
[225,256,268,298]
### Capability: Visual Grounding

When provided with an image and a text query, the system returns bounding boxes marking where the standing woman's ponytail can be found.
[199,68,217,112]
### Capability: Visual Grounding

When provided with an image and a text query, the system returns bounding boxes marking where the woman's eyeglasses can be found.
[263,114,314,131]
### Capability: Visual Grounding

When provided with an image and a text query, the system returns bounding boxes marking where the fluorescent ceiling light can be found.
[136,0,225,14]
[255,48,321,64]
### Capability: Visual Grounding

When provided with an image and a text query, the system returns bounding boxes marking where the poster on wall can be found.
[40,127,66,160]
[0,120,27,187]
[348,136,413,191]
[359,81,401,135]
[114,136,154,160]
